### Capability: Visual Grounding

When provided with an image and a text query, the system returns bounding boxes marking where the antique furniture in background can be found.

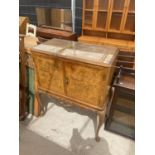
[35,8,77,41]
[36,8,72,31]
[78,0,135,52]
[105,67,135,139]
[37,26,77,41]
[31,39,119,141]
[23,33,40,115]
[116,50,135,69]
[19,16,29,34]
[19,19,41,116]
[19,35,27,120]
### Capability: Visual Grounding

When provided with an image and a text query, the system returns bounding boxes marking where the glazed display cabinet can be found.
[79,0,135,52]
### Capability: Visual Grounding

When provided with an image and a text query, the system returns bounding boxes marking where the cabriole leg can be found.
[95,110,105,142]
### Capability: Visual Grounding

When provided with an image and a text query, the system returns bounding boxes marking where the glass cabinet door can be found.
[96,0,110,30]
[85,0,94,9]
[83,0,94,28]
[84,11,93,28]
[123,0,135,33]
[109,0,127,31]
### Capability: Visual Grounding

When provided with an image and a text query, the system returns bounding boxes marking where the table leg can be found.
[95,110,105,142]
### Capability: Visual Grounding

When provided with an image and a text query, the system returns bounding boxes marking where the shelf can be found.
[83,26,93,30]
[112,10,123,13]
[107,32,135,41]
[94,28,107,32]
[108,29,120,33]
[78,35,135,52]
[128,11,135,14]
[109,29,134,35]
[83,27,135,35]
[83,30,107,38]
[98,10,108,12]
[123,31,135,35]
[112,110,135,127]
[85,9,93,11]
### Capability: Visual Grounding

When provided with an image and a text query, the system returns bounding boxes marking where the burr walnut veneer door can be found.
[33,54,65,95]
[64,62,108,109]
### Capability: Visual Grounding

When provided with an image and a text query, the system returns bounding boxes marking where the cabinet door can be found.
[64,62,108,108]
[108,0,129,32]
[33,54,65,95]
[95,0,111,30]
[83,0,95,29]
[122,0,135,34]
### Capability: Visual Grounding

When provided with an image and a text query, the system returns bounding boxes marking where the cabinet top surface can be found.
[32,39,119,66]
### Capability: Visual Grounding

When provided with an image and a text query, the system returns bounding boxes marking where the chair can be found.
[26,23,37,37]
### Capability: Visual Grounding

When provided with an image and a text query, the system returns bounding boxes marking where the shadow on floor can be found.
[70,128,112,155]
[39,92,95,117]
[39,92,98,134]
[20,125,112,155]
[21,93,103,144]
[20,126,76,155]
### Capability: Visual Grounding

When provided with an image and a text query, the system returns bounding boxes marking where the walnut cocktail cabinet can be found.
[31,39,119,141]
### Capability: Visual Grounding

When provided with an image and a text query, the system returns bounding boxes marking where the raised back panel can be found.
[83,30,107,37]
[107,33,135,41]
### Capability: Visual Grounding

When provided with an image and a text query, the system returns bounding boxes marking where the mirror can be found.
[36,8,72,31]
